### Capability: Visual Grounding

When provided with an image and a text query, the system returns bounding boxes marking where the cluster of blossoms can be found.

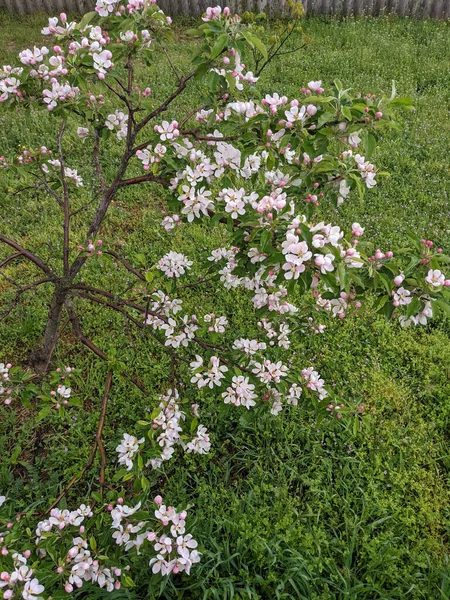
[157,252,193,278]
[0,552,44,600]
[1,3,450,595]
[316,291,361,319]
[110,497,201,577]
[38,156,84,187]
[137,143,167,168]
[0,0,171,117]
[76,238,103,256]
[116,389,211,471]
[149,497,200,575]
[116,433,144,470]
[161,213,181,231]
[34,506,121,593]
[0,363,12,406]
[105,111,128,140]
[302,367,328,400]
[0,494,200,596]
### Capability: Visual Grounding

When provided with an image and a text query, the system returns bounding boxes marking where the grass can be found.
[1,9,450,599]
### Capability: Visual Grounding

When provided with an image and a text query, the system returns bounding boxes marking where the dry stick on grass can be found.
[42,370,113,516]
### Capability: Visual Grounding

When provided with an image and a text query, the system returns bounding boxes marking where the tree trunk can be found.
[30,281,70,373]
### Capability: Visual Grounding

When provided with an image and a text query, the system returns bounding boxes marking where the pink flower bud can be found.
[375,111,383,118]
[65,584,73,593]
[154,495,163,505]
[117,497,124,505]
[24,550,31,558]
[60,12,67,21]
[57,566,64,573]
[223,6,230,15]
[79,526,85,533]
[115,582,121,590]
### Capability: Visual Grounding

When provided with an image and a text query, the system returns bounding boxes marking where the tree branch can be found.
[134,71,195,135]
[0,236,55,278]
[93,128,107,191]
[118,173,170,188]
[57,121,70,275]
[41,370,113,515]
[102,250,146,281]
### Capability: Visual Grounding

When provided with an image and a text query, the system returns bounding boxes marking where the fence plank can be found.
[1,0,449,16]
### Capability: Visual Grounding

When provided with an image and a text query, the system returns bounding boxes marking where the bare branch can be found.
[67,301,148,395]
[0,252,23,270]
[134,71,195,135]
[180,129,238,142]
[57,121,70,275]
[93,128,107,191]
[41,370,113,515]
[118,173,170,188]
[0,236,55,278]
[102,250,146,281]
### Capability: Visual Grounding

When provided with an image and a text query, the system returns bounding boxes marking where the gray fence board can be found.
[0,0,449,17]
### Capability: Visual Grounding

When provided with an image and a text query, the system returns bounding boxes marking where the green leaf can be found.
[260,229,271,251]
[406,296,420,319]
[210,33,228,60]
[242,31,268,60]
[194,62,210,80]
[77,11,96,31]
[37,406,51,421]
[341,106,352,120]
[389,97,414,110]
[364,133,376,160]
[123,575,135,588]
[436,300,450,316]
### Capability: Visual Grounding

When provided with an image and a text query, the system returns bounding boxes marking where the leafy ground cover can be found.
[1,9,450,599]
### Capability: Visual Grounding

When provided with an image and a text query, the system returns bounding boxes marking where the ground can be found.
[1,10,450,599]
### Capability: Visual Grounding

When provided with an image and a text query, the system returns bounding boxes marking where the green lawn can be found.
[1,10,450,599]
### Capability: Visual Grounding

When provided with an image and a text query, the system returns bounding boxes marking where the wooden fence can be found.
[1,0,449,18]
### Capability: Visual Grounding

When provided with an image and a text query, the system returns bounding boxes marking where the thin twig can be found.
[118,173,170,188]
[93,128,107,191]
[57,122,70,275]
[41,370,113,515]
[102,250,146,281]
[0,236,55,278]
